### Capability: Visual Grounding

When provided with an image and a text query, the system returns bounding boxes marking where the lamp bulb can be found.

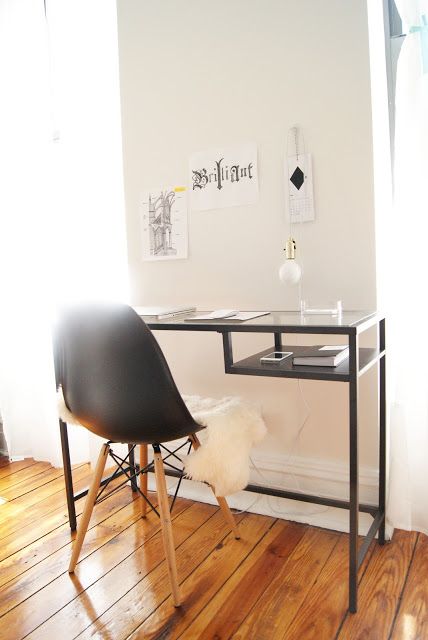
[279,259,302,285]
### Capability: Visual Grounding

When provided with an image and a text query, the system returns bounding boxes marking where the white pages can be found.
[185,311,270,322]
[134,305,196,319]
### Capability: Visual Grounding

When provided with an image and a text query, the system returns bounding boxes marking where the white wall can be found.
[117,0,379,532]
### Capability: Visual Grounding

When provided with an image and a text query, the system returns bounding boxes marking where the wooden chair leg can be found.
[68,442,109,573]
[153,446,181,607]
[189,433,240,540]
[140,444,148,517]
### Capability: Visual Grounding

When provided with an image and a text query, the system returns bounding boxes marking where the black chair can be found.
[55,303,239,606]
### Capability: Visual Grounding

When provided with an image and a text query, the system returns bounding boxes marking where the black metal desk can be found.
[60,309,386,614]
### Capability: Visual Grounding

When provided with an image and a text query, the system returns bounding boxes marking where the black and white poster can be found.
[189,143,258,211]
[140,186,188,261]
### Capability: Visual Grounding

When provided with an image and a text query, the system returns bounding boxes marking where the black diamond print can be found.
[290,166,304,190]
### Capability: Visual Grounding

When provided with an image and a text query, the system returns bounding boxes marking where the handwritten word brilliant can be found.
[192,157,254,191]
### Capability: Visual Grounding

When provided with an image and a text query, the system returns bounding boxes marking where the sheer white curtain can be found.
[387,0,428,534]
[0,0,128,466]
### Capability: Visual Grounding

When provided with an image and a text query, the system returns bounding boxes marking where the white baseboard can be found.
[147,450,391,539]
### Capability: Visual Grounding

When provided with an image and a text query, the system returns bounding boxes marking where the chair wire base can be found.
[94,439,193,517]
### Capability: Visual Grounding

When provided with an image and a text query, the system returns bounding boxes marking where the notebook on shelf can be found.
[134,305,196,320]
[292,345,349,367]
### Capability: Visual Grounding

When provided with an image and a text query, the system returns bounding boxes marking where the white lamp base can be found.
[300,300,343,317]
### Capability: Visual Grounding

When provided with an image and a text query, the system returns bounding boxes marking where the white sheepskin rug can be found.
[57,388,267,497]
[57,389,81,425]
[182,395,267,497]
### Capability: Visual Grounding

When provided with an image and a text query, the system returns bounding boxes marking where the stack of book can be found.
[292,345,349,367]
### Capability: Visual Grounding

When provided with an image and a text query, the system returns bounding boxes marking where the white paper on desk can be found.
[231,311,270,321]
[186,311,270,322]
[140,186,188,261]
[189,142,259,211]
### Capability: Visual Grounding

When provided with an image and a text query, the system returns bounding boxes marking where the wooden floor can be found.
[0,458,427,640]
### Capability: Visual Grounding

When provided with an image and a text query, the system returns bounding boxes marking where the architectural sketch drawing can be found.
[148,190,176,256]
[141,187,188,261]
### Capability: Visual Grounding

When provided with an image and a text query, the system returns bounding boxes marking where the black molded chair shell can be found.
[55,303,202,444]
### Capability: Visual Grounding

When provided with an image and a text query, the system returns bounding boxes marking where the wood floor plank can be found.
[337,529,418,640]
[0,461,52,492]
[231,527,339,640]
[0,465,71,501]
[0,468,91,545]
[0,481,143,588]
[179,519,307,640]
[390,533,428,640]
[0,462,132,549]
[1,461,428,639]
[75,507,247,640]
[0,500,203,640]
[0,469,125,564]
[39,506,233,640]
[0,490,177,619]
[96,512,272,640]
[283,533,376,640]
[0,459,37,479]
[0,463,90,540]
[0,462,87,513]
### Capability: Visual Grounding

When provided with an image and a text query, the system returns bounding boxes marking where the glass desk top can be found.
[144,310,382,334]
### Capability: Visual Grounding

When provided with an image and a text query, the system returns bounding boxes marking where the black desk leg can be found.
[59,419,77,531]
[349,331,359,613]
[379,318,386,544]
[274,332,282,351]
[128,444,138,492]
[222,332,233,371]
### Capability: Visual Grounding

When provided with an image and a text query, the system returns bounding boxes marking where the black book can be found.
[292,345,349,367]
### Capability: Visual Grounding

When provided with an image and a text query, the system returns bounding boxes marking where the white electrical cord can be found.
[230,494,262,514]
[249,379,330,518]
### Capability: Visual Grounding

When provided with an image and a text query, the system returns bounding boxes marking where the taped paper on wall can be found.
[140,186,188,261]
[189,142,259,211]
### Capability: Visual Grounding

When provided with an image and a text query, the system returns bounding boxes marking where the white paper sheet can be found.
[286,153,315,222]
[185,311,270,322]
[189,142,258,211]
[140,186,188,260]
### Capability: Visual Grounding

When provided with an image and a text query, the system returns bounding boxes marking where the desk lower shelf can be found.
[227,346,384,382]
